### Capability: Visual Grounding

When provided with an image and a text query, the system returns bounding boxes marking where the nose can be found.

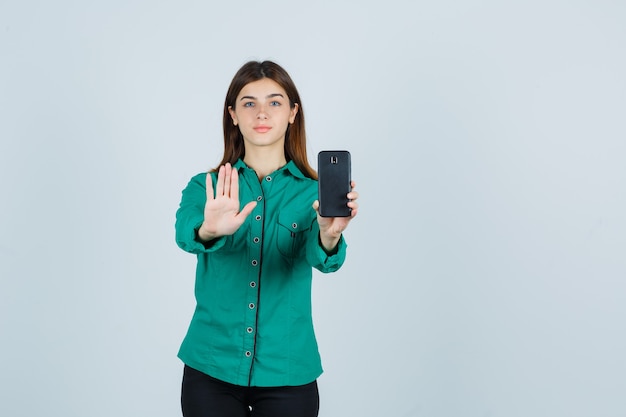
[257,104,268,120]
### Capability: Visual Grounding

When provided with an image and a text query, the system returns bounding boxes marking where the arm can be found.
[307,181,359,271]
[175,174,210,254]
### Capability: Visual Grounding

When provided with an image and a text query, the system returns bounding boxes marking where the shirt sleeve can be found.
[175,173,227,254]
[306,220,347,273]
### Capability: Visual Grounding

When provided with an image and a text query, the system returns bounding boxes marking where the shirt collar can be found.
[233,159,307,180]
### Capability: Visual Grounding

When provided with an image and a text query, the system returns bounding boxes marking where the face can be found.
[228,78,298,151]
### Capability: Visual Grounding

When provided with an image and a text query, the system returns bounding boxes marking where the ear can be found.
[289,103,299,124]
[228,106,238,126]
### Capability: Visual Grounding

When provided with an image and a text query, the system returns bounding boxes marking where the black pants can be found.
[181,365,319,417]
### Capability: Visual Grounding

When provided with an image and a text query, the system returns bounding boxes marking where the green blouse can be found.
[175,159,347,387]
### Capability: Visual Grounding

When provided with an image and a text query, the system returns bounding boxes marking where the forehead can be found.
[237,78,288,99]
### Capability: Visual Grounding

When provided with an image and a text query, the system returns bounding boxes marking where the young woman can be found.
[175,60,359,417]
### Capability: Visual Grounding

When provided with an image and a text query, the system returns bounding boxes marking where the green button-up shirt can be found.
[175,159,347,387]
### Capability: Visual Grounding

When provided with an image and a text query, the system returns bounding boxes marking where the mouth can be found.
[253,126,272,133]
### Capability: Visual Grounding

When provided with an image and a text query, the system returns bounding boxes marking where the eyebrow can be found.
[239,93,285,101]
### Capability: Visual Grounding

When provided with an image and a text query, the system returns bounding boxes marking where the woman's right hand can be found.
[197,163,257,242]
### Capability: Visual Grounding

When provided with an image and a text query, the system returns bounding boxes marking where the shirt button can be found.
[257,195,263,201]
[255,215,261,221]
[265,176,272,182]
[247,327,254,334]
[245,351,252,357]
[251,260,258,266]
[249,303,255,309]
[250,281,256,288]
[292,222,298,229]
[253,237,260,243]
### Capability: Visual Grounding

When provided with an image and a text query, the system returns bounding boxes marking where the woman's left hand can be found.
[312,181,359,252]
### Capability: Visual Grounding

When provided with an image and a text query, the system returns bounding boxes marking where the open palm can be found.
[198,163,257,241]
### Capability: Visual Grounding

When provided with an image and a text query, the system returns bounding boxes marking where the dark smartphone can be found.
[317,150,352,217]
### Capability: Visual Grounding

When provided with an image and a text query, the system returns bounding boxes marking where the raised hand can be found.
[312,181,359,252]
[197,163,257,242]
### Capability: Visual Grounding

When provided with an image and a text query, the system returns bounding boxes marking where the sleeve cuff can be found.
[307,222,347,272]
[176,217,227,254]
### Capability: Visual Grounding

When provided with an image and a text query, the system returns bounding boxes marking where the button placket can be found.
[244,181,263,365]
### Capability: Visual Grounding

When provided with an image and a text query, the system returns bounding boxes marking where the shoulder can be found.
[188,172,210,185]
[180,172,210,197]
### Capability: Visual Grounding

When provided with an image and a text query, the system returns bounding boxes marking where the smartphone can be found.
[317,150,352,217]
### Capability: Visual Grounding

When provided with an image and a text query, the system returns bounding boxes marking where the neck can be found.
[243,147,287,179]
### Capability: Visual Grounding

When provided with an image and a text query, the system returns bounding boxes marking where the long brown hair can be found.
[214,60,317,179]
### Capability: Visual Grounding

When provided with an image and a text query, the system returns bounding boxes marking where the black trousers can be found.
[181,365,319,417]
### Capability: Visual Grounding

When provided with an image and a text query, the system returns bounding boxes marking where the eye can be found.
[243,102,255,108]
[270,100,281,106]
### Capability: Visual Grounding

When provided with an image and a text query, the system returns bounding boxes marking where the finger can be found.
[223,163,232,198]
[238,201,258,219]
[347,190,359,200]
[230,165,239,201]
[206,172,215,201]
[215,165,226,196]
[350,180,356,189]
[349,201,359,217]
[312,200,320,212]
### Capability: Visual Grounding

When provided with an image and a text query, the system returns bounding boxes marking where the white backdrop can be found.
[1,1,625,416]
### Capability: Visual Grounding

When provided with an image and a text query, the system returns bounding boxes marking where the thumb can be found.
[238,201,258,219]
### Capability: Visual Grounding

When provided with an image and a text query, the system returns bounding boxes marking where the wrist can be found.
[196,223,218,243]
[319,233,340,254]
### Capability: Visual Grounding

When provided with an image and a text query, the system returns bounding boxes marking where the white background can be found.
[1,1,625,416]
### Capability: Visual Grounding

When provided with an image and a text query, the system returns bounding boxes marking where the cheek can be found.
[234,112,253,126]
[277,108,295,121]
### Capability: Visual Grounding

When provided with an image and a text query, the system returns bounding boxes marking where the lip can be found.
[253,126,272,133]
